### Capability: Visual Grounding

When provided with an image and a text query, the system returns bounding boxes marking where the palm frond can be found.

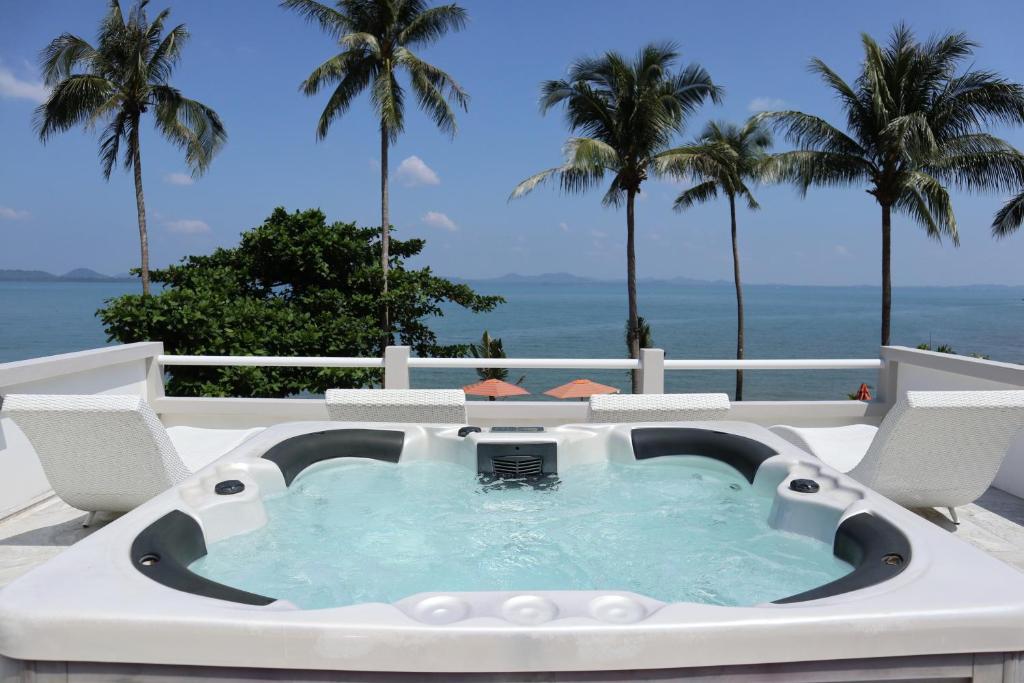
[764,150,873,194]
[34,74,116,142]
[396,46,468,137]
[993,190,1024,238]
[399,4,468,46]
[279,0,349,38]
[895,171,958,244]
[147,23,189,83]
[371,69,405,141]
[98,108,130,178]
[38,34,99,85]
[339,31,381,56]
[508,167,562,201]
[673,180,719,210]
[152,85,227,174]
[755,110,866,158]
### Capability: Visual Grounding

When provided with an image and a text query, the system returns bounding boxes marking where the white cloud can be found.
[395,155,440,186]
[590,229,607,239]
[834,244,851,256]
[0,62,49,103]
[163,172,194,186]
[164,218,210,234]
[559,221,569,232]
[422,211,457,231]
[0,206,30,220]
[747,96,786,112]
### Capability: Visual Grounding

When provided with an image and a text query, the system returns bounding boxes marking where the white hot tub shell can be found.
[2,420,1024,682]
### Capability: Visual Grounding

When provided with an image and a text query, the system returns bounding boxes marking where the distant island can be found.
[0,268,134,283]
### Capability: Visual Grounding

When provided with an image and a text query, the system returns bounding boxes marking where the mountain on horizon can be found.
[0,268,134,283]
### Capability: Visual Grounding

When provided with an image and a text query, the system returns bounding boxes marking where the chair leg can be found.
[947,507,959,525]
[82,511,99,528]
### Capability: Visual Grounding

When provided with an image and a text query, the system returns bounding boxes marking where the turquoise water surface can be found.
[189,457,851,609]
[1,280,1022,400]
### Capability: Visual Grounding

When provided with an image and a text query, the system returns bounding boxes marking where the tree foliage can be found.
[99,208,502,397]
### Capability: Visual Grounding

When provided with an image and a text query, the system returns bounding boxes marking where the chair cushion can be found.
[166,427,264,473]
[768,423,878,473]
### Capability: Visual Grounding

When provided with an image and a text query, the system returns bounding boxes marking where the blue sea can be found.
[1,280,1021,400]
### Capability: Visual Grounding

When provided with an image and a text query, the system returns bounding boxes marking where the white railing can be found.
[158,355,383,368]
[155,346,883,396]
[663,359,882,370]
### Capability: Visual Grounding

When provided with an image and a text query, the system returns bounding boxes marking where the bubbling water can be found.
[190,457,851,609]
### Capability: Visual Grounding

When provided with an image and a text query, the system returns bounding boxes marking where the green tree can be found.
[511,43,720,392]
[35,0,226,295]
[468,330,523,399]
[757,24,1024,346]
[662,119,773,401]
[281,0,469,336]
[99,208,502,397]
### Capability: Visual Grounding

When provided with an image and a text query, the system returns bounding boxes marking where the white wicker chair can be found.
[587,393,730,423]
[325,389,467,424]
[1,394,263,523]
[771,390,1024,523]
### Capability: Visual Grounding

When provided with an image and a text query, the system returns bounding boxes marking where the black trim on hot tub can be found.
[630,427,778,483]
[773,512,912,604]
[130,510,276,606]
[262,428,405,485]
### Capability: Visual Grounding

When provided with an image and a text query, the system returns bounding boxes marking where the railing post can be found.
[877,347,898,404]
[639,348,665,394]
[384,346,410,389]
[145,342,166,404]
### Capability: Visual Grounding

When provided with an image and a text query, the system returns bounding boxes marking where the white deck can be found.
[3,486,1024,589]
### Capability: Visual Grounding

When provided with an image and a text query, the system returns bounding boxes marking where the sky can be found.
[1,0,1024,286]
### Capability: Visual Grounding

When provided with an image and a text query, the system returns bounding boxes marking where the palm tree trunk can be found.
[380,125,391,343]
[131,124,150,296]
[881,202,892,347]
[729,195,744,401]
[626,188,640,393]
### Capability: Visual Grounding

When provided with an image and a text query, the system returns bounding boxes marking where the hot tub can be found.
[2,421,1024,682]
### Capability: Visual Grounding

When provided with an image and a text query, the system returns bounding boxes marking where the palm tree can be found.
[468,330,523,400]
[281,0,469,337]
[757,24,1024,346]
[34,0,226,296]
[510,43,720,392]
[662,119,772,400]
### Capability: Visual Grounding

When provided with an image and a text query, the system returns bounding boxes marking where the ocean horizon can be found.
[2,279,1021,401]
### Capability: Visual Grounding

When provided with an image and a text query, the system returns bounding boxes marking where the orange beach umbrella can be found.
[544,378,620,400]
[463,378,530,398]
